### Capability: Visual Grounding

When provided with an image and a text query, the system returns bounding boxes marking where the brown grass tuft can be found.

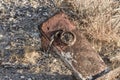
[22,46,40,65]
[9,46,41,65]
[56,0,120,72]
[59,0,120,45]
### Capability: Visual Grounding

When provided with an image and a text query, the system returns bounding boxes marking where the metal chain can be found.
[46,30,64,54]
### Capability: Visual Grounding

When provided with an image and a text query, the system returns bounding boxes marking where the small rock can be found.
[28,78,32,80]
[53,59,57,63]
[0,34,3,38]
[4,76,9,78]
[20,76,25,79]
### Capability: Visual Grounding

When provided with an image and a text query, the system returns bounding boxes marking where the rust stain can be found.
[40,13,107,80]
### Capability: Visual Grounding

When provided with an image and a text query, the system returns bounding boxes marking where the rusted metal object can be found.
[40,13,108,80]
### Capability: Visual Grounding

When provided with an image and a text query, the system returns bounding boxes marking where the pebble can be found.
[20,76,25,79]
[0,0,71,80]
[0,34,3,38]
[28,78,32,80]
[4,76,9,78]
[53,59,57,63]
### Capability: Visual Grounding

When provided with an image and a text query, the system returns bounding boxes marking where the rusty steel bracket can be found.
[39,13,108,80]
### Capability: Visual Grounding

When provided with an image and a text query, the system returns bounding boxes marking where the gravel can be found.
[0,0,119,80]
[0,0,72,80]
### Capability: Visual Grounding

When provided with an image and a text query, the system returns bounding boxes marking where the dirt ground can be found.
[0,0,120,80]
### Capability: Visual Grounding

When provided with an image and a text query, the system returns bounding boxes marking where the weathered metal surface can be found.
[40,13,107,80]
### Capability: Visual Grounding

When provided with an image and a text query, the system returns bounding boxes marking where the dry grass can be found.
[6,0,119,72]
[55,0,120,79]
[61,0,119,44]
[110,53,120,68]
[10,46,41,65]
[97,67,120,80]
[22,47,40,65]
[3,0,119,79]
[57,0,120,53]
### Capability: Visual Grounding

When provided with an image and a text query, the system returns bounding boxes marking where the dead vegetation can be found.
[97,67,120,80]
[22,47,40,65]
[0,0,119,80]
[7,0,120,77]
[55,0,120,79]
[59,0,120,44]
[57,0,120,65]
[9,46,41,65]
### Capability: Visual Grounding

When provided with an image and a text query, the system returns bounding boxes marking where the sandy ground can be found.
[0,0,72,80]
